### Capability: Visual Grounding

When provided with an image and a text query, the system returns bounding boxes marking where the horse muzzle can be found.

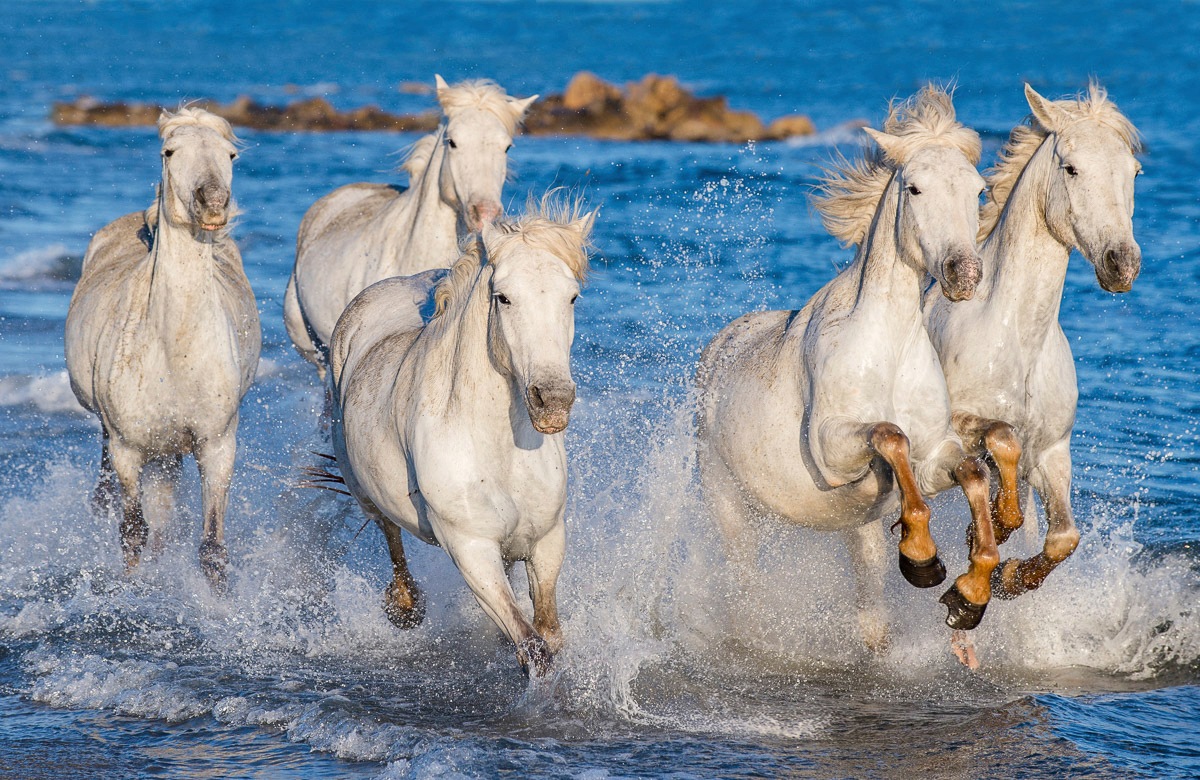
[194,183,232,232]
[1094,242,1141,293]
[939,249,983,302]
[468,201,502,232]
[526,380,576,435]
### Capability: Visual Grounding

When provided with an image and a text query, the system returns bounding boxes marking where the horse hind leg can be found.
[844,520,890,654]
[379,516,425,629]
[141,454,182,557]
[952,412,1024,544]
[992,443,1079,599]
[868,423,946,589]
[91,433,120,521]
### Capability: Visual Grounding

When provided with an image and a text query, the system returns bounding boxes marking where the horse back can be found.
[296,182,406,256]
[330,270,446,393]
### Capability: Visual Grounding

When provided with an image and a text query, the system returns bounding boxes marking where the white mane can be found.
[437,79,530,136]
[812,85,982,247]
[157,105,240,143]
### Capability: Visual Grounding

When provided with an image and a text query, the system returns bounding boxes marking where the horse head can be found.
[435,75,538,232]
[1025,83,1143,293]
[867,127,986,302]
[481,200,595,435]
[156,107,240,236]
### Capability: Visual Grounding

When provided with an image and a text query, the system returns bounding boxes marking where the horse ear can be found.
[863,126,907,164]
[572,209,598,240]
[434,74,450,92]
[1024,83,1067,132]
[510,94,539,118]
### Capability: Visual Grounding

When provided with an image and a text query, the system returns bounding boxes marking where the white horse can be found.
[329,197,595,675]
[924,83,1142,599]
[285,76,537,381]
[64,107,260,590]
[697,87,998,653]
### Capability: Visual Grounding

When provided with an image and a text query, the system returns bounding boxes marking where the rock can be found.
[561,71,621,112]
[765,114,816,139]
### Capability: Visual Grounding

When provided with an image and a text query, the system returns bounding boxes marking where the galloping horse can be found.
[329,196,595,675]
[285,76,537,381]
[697,87,997,654]
[924,83,1142,599]
[65,107,260,590]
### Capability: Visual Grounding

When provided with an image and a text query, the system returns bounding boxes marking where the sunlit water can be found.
[2,2,1199,778]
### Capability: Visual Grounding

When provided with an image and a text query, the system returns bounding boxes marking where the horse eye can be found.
[229,152,238,161]
[494,293,511,305]
[163,149,174,158]
[505,144,513,153]
[906,184,921,196]
[570,294,579,305]
[1135,166,1144,176]
[1064,164,1078,177]
[447,138,457,149]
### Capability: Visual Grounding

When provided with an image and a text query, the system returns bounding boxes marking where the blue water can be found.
[2,1,1199,777]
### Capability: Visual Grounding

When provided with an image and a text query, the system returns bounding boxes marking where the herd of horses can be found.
[61,76,1142,674]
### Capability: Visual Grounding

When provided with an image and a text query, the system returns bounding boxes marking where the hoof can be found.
[517,635,554,678]
[382,583,425,630]
[899,552,947,588]
[939,584,987,630]
[199,540,230,595]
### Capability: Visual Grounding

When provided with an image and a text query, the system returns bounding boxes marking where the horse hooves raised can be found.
[382,584,426,630]
[939,584,987,630]
[517,635,554,678]
[899,553,947,588]
[199,540,230,595]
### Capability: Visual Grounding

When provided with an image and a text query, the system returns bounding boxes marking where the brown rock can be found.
[765,114,816,139]
[561,71,621,112]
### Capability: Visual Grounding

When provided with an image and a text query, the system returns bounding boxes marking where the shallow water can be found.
[2,2,1200,778]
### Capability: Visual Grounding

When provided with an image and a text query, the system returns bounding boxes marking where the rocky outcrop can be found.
[51,72,817,143]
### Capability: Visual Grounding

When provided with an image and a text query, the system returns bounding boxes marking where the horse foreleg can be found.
[992,442,1079,599]
[444,535,551,677]
[938,456,999,631]
[952,412,1024,544]
[196,429,237,593]
[844,520,890,653]
[379,516,425,629]
[141,454,182,557]
[91,432,120,521]
[107,439,147,572]
[868,423,945,588]
[526,522,566,653]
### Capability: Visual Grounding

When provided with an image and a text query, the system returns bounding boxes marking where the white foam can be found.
[0,243,77,283]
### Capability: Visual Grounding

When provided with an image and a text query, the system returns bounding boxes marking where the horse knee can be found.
[953,456,990,497]
[868,422,909,459]
[984,422,1021,464]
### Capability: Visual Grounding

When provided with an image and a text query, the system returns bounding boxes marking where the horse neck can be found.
[848,182,926,327]
[145,196,224,335]
[419,267,509,420]
[979,140,1071,341]
[386,130,465,261]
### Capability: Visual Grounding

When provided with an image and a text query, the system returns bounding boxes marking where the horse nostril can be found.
[529,385,545,409]
[194,187,208,207]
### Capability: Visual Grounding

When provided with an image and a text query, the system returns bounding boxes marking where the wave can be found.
[0,371,88,415]
[0,243,82,287]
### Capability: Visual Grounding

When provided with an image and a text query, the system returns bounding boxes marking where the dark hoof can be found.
[382,584,425,630]
[939,584,988,630]
[990,559,1026,600]
[517,635,554,678]
[199,540,230,595]
[899,552,947,588]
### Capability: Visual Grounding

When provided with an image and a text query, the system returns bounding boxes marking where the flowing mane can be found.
[437,79,529,136]
[812,85,981,247]
[980,81,1142,239]
[399,131,441,181]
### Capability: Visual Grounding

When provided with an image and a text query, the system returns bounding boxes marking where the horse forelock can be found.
[437,79,527,135]
[158,105,240,146]
[487,193,594,282]
[812,85,979,247]
[980,81,1141,239]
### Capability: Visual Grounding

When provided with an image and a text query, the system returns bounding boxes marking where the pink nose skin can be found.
[470,202,502,229]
